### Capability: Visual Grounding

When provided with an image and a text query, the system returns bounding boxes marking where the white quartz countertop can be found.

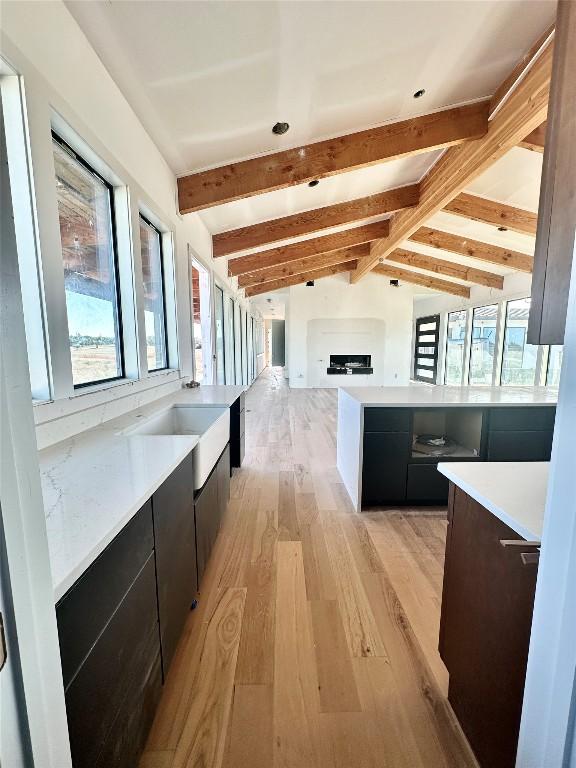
[438,462,549,541]
[340,385,558,408]
[40,384,245,601]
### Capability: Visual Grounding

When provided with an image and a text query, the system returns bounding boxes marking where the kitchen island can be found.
[337,385,557,511]
[437,462,548,768]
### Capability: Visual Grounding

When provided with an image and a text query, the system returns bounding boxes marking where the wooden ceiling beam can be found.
[352,29,553,282]
[518,121,547,152]
[244,260,357,297]
[409,226,534,272]
[212,183,419,257]
[237,244,369,288]
[374,264,471,298]
[228,219,388,277]
[444,192,537,236]
[177,102,489,213]
[388,247,504,289]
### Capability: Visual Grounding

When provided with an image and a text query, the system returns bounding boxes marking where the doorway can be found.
[271,320,285,367]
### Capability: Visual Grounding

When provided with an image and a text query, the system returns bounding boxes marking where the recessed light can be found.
[413,89,426,99]
[497,226,508,232]
[272,121,289,135]
[308,179,320,188]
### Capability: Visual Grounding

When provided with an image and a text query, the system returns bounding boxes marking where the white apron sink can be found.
[121,405,229,490]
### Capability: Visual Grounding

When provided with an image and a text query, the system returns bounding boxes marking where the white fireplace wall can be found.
[287,272,416,388]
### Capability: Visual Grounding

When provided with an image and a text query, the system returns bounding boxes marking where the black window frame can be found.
[139,212,170,372]
[413,314,440,384]
[52,130,126,389]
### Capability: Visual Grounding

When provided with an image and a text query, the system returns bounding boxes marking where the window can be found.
[214,284,225,385]
[413,315,440,383]
[547,345,564,387]
[190,259,211,383]
[501,298,538,386]
[53,134,124,387]
[469,304,498,385]
[444,310,467,385]
[139,215,168,371]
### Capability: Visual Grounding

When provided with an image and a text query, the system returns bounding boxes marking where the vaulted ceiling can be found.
[67,0,555,299]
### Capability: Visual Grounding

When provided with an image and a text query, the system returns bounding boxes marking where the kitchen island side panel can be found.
[337,389,363,511]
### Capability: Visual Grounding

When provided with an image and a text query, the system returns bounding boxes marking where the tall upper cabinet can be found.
[528,1,576,345]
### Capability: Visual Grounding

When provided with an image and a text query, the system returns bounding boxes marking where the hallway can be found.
[141,367,478,768]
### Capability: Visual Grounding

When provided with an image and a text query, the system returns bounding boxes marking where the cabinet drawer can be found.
[363,407,411,433]
[362,432,410,505]
[488,407,555,432]
[57,500,154,687]
[94,654,162,768]
[64,555,161,768]
[487,430,553,462]
[407,463,449,503]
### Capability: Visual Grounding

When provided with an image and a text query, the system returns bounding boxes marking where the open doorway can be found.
[189,251,212,384]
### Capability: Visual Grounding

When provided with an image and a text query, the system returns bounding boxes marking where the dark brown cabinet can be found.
[360,406,555,508]
[56,503,162,768]
[152,452,198,674]
[56,440,232,767]
[439,485,539,768]
[528,1,576,345]
[195,445,230,586]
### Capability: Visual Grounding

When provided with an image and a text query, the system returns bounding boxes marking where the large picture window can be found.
[139,215,168,371]
[444,310,467,385]
[53,134,124,387]
[501,298,538,386]
[413,315,440,383]
[469,304,498,385]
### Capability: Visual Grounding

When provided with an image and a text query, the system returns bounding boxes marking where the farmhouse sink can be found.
[122,405,229,490]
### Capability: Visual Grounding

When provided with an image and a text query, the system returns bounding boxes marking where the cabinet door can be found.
[217,445,231,524]
[195,465,219,586]
[406,463,449,503]
[64,555,161,768]
[362,432,410,504]
[57,500,153,688]
[528,2,576,345]
[440,487,538,768]
[152,453,197,674]
[487,430,553,461]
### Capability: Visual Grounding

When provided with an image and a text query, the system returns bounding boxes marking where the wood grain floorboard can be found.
[141,368,478,768]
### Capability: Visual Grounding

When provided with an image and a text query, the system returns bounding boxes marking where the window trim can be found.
[139,212,169,373]
[52,130,126,389]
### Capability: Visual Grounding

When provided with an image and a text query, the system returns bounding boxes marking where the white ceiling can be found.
[67,0,554,178]
[65,0,551,296]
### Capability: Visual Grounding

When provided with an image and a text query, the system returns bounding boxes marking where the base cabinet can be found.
[195,445,230,587]
[58,549,162,768]
[439,485,539,768]
[153,452,198,675]
[360,406,555,508]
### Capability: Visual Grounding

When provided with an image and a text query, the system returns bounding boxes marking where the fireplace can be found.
[327,354,373,375]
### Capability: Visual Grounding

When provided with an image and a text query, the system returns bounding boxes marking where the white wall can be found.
[287,272,415,388]
[0,1,259,449]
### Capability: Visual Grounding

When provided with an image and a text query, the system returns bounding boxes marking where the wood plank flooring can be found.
[141,367,478,768]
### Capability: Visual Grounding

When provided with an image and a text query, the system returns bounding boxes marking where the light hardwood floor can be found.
[141,367,478,768]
